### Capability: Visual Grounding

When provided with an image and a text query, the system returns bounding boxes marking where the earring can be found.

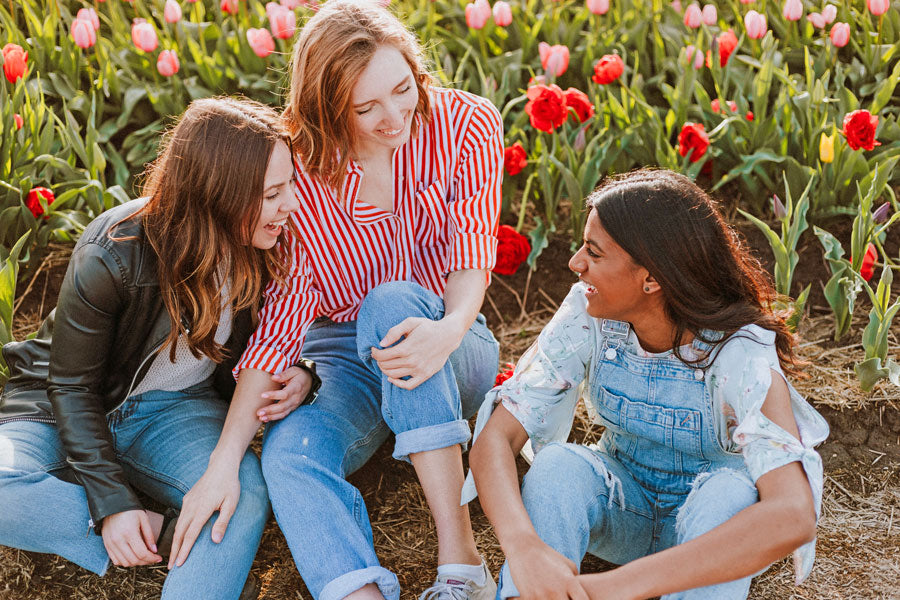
[644,286,650,292]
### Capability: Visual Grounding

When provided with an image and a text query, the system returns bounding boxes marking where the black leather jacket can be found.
[0,199,318,532]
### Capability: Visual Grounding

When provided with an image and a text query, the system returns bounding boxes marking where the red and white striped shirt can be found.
[236,88,504,375]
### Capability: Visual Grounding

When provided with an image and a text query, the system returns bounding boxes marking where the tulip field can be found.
[1,0,900,598]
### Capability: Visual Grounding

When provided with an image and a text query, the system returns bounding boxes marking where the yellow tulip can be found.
[819,132,835,163]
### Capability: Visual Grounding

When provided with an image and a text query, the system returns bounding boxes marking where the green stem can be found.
[0,180,22,194]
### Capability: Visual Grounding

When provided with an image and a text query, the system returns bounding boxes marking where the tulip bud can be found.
[683,44,704,70]
[873,202,891,224]
[701,4,717,25]
[744,10,768,39]
[268,3,296,39]
[684,3,702,27]
[164,0,183,23]
[492,1,512,27]
[71,18,97,49]
[807,12,826,28]
[220,0,239,14]
[573,126,587,152]
[465,0,491,29]
[829,22,850,47]
[76,7,100,30]
[25,187,55,219]
[157,49,180,77]
[782,0,802,21]
[671,0,682,12]
[587,0,610,15]
[131,19,159,52]
[539,42,570,78]
[771,194,787,219]
[280,0,302,7]
[867,0,889,17]
[819,132,835,163]
[13,113,23,130]
[2,43,28,84]
[246,28,275,58]
[822,4,837,23]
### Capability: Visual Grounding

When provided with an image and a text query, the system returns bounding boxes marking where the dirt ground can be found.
[1,215,899,599]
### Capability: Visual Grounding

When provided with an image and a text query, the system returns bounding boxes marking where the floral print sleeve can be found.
[707,325,829,583]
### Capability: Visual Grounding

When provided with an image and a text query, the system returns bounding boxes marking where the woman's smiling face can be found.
[349,45,419,160]
[568,209,650,320]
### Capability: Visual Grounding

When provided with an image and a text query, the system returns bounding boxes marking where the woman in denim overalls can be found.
[467,169,828,599]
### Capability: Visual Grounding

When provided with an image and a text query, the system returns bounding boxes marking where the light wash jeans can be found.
[261,281,499,600]
[497,319,758,600]
[0,380,270,600]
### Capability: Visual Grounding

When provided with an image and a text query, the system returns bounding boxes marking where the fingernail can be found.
[261,393,269,399]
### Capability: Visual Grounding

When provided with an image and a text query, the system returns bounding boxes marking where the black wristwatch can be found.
[294,357,321,405]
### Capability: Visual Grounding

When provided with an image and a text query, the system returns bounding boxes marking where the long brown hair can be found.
[587,168,802,374]
[283,0,432,193]
[130,97,290,362]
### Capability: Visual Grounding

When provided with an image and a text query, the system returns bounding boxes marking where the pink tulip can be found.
[280,0,302,7]
[782,0,802,21]
[70,18,96,49]
[684,2,702,27]
[807,12,826,27]
[867,0,890,16]
[830,22,850,47]
[744,10,767,38]
[493,1,512,26]
[164,0,182,23]
[76,7,100,30]
[683,44,704,69]
[671,0,682,12]
[131,19,159,52]
[246,27,275,57]
[539,42,570,77]
[701,4,717,25]
[267,2,296,39]
[587,0,610,14]
[822,4,837,23]
[465,0,491,29]
[157,49,179,76]
[220,0,239,14]
[739,0,754,3]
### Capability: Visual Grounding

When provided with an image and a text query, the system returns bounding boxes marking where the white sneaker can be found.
[419,559,497,600]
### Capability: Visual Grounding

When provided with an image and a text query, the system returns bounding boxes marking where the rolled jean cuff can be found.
[392,419,472,463]
[319,566,400,600]
[498,563,519,599]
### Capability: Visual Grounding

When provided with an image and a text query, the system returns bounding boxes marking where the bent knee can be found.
[357,281,436,328]
[523,444,604,508]
[676,469,758,540]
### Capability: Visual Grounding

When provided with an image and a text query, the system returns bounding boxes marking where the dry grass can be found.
[2,268,900,599]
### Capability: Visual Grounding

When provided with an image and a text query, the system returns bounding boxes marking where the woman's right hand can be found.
[167,464,240,569]
[507,535,589,600]
[102,509,162,567]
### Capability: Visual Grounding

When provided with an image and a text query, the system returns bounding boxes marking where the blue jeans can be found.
[262,281,499,600]
[0,380,270,600]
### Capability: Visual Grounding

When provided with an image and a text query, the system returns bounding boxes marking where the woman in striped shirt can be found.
[188,1,502,599]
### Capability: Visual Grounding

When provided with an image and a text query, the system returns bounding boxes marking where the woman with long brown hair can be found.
[469,169,829,599]
[0,97,315,599]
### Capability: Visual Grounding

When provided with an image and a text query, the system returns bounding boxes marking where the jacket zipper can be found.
[0,415,56,425]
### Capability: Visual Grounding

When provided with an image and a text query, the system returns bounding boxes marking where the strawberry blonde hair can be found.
[283,0,432,193]
[131,97,290,362]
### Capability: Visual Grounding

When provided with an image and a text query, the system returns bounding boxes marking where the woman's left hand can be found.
[256,366,312,422]
[370,317,461,390]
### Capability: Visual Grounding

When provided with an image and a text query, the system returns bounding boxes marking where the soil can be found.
[3,210,900,599]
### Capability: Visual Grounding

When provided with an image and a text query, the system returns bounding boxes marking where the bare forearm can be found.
[208,368,279,468]
[441,269,487,344]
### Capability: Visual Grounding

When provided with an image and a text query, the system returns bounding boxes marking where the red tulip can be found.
[465,0,491,29]
[220,0,239,14]
[867,0,890,16]
[715,29,738,66]
[539,42,570,78]
[587,0,610,15]
[267,3,297,39]
[830,22,850,47]
[76,7,100,30]
[504,143,528,176]
[2,43,28,84]
[494,362,515,386]
[494,225,531,275]
[684,2,702,27]
[157,50,180,77]
[164,0,183,23]
[841,109,880,151]
[25,187,54,219]
[71,18,97,49]
[591,54,624,84]
[678,122,710,162]
[858,243,878,282]
[492,1,512,27]
[524,84,568,133]
[13,113,23,130]
[246,28,275,58]
[131,19,159,52]
[744,10,768,39]
[563,87,594,123]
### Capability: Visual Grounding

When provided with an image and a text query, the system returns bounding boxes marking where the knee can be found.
[676,469,758,542]
[357,281,438,335]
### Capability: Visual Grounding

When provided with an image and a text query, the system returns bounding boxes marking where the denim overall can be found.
[499,319,760,600]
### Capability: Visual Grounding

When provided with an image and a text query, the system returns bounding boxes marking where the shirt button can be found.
[694,369,704,380]
[605,348,617,360]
